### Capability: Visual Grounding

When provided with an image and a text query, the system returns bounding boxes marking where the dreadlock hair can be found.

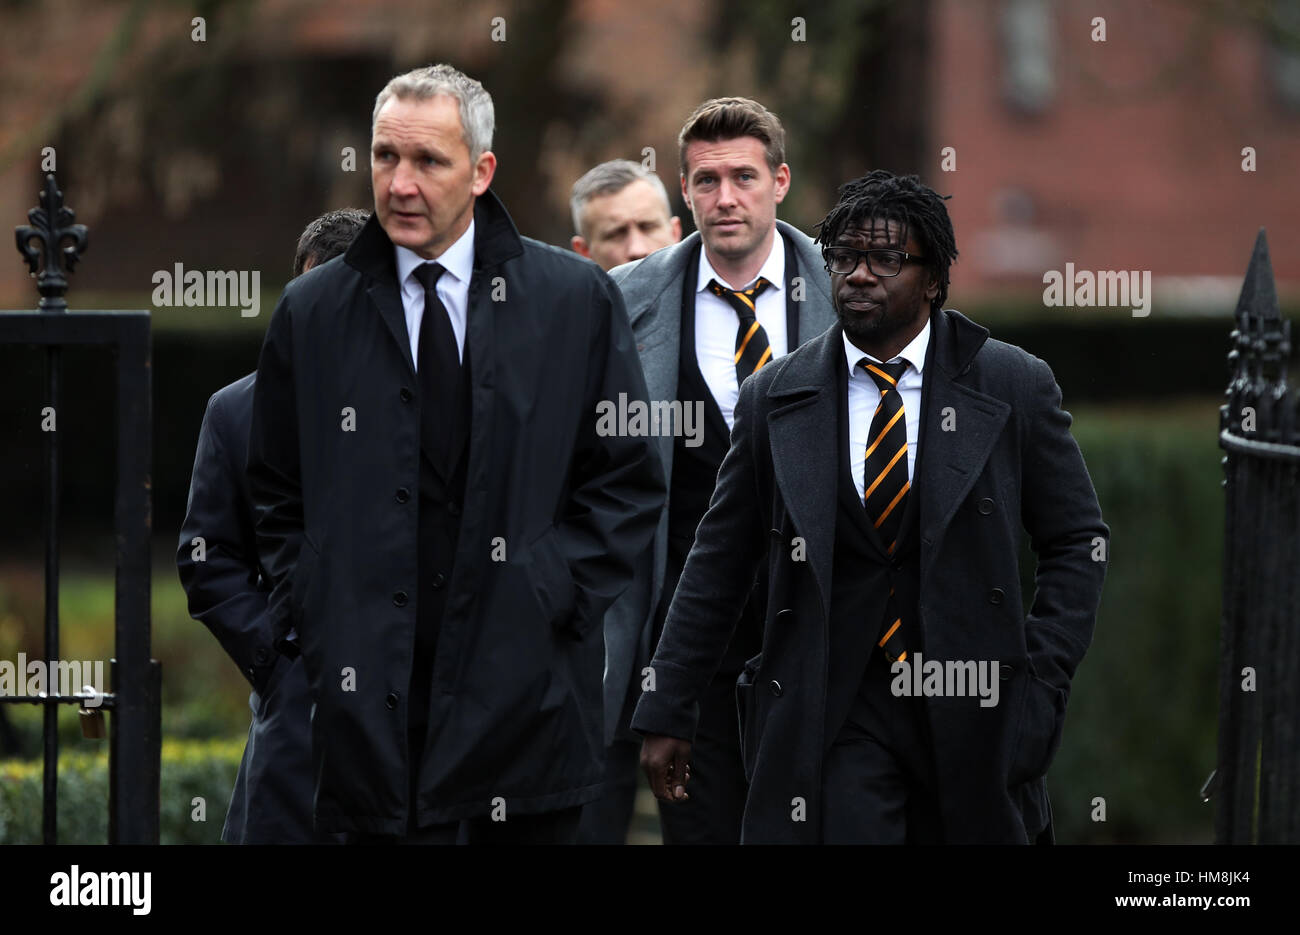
[813,170,958,313]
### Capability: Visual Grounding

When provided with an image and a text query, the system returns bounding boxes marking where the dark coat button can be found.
[393,590,408,607]
[385,692,399,710]
[431,573,446,589]
[989,587,1004,605]
[977,497,994,515]
[395,487,410,503]
[447,501,462,517]
[254,647,269,664]
[999,664,1013,681]
[775,608,794,622]
[769,528,782,540]
[400,387,413,402]
[768,680,784,697]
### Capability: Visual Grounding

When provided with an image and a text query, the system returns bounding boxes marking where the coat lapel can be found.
[343,214,417,379]
[368,279,415,376]
[917,309,1010,577]
[444,192,524,624]
[766,326,842,618]
[448,192,521,480]
[448,263,496,618]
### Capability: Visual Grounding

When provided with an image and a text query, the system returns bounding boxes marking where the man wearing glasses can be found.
[634,169,1108,844]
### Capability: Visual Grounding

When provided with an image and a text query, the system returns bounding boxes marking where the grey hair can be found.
[570,159,674,237]
[371,64,495,161]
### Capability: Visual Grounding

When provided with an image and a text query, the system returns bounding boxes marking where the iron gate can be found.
[2,172,160,844]
[1214,229,1300,844]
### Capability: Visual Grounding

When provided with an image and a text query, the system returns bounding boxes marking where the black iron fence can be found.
[1,173,160,844]
[1214,229,1300,844]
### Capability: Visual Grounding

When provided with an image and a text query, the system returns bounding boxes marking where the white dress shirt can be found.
[844,320,931,500]
[695,234,788,431]
[395,218,476,367]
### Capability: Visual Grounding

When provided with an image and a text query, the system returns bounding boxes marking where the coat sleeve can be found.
[555,271,668,637]
[176,391,277,692]
[629,372,769,742]
[1019,355,1108,693]
[245,292,305,658]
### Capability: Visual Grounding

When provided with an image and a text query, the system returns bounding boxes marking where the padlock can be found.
[78,706,106,739]
[78,684,106,740]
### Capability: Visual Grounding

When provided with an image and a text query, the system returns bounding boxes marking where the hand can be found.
[641,734,692,803]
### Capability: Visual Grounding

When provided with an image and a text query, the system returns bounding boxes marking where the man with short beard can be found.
[596,98,836,845]
[634,170,1108,844]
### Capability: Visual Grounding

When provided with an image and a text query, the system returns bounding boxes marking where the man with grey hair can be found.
[570,159,681,271]
[248,63,664,844]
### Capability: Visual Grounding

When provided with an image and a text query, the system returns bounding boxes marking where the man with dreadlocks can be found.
[633,169,1108,844]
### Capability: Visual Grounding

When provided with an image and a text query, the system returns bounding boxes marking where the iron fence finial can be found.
[14,173,89,313]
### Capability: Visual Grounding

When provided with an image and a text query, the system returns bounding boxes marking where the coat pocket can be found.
[289,532,321,629]
[735,652,763,783]
[1007,670,1066,787]
[524,526,579,636]
[254,653,291,717]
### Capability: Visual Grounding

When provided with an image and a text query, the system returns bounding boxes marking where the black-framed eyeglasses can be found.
[822,247,925,278]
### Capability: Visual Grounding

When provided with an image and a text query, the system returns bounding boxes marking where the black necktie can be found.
[708,277,774,387]
[861,358,911,663]
[412,263,463,470]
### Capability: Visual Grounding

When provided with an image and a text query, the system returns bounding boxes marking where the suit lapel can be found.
[917,310,1009,577]
[782,230,800,347]
[767,326,842,618]
[781,219,835,350]
[627,234,694,400]
[626,236,696,478]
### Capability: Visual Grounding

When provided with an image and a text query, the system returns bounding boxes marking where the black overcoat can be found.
[248,191,666,834]
[177,373,330,843]
[631,311,1108,843]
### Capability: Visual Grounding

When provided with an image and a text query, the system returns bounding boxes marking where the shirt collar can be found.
[843,317,932,379]
[395,217,476,292]
[696,228,785,295]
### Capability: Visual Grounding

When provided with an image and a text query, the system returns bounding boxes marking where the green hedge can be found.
[0,563,258,753]
[0,738,242,844]
[1045,399,1222,843]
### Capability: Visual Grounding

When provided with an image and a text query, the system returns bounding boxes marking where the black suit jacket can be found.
[631,310,1108,843]
[176,373,334,843]
[246,192,665,834]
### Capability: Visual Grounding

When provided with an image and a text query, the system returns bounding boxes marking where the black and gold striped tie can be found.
[709,277,774,386]
[861,359,911,664]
